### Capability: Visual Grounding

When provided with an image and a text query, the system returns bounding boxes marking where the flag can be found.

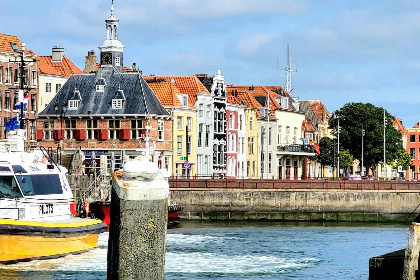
[314,144,320,155]
[23,94,29,110]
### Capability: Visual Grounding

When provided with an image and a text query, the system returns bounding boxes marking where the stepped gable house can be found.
[37,2,172,169]
[0,33,39,143]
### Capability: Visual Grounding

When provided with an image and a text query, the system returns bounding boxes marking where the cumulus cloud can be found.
[236,34,272,56]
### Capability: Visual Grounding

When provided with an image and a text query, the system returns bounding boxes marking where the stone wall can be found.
[170,189,420,222]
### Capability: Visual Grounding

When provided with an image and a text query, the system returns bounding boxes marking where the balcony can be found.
[277,144,316,156]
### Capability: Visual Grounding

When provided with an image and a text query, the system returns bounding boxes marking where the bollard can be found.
[107,159,169,280]
[403,222,420,280]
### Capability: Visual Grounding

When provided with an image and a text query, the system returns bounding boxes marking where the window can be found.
[16,174,63,196]
[96,85,105,92]
[65,119,77,139]
[248,137,254,154]
[410,148,415,160]
[13,92,18,110]
[158,120,164,140]
[179,95,188,106]
[247,161,251,177]
[198,124,203,147]
[29,120,36,141]
[286,126,290,144]
[0,176,22,197]
[187,117,192,131]
[0,67,3,84]
[87,119,99,139]
[43,121,54,140]
[206,105,211,118]
[239,115,243,130]
[250,116,253,130]
[187,136,192,154]
[112,99,123,109]
[205,125,210,147]
[68,100,80,110]
[31,71,37,86]
[241,137,245,155]
[109,120,120,139]
[5,91,11,110]
[177,136,182,155]
[411,135,416,142]
[5,67,11,84]
[269,153,272,173]
[115,56,120,66]
[46,83,52,93]
[177,116,183,130]
[277,125,282,144]
[14,69,18,84]
[199,104,204,117]
[294,127,298,144]
[30,94,36,112]
[24,70,29,86]
[281,97,289,109]
[197,155,203,175]
[0,91,1,110]
[419,135,420,142]
[229,114,234,128]
[204,156,209,175]
[56,84,62,93]
[131,120,143,139]
[269,127,272,145]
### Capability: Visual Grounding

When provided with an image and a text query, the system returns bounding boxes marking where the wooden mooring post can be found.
[107,160,169,280]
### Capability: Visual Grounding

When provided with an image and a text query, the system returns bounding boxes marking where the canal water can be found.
[0,222,408,279]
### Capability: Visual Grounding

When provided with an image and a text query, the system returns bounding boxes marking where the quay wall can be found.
[170,188,420,222]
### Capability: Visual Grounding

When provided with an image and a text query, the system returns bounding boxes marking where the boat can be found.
[0,130,107,264]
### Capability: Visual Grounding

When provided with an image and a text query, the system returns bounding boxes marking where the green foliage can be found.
[391,148,413,169]
[329,103,403,169]
[339,150,353,168]
[315,137,335,166]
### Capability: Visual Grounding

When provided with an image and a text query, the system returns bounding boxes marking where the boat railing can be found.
[81,173,107,202]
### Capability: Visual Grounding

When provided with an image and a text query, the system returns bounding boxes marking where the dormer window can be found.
[112,99,123,109]
[68,100,80,110]
[177,94,188,107]
[112,89,125,109]
[96,85,105,92]
[115,57,120,66]
[281,97,289,109]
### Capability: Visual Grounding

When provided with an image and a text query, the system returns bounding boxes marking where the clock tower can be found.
[99,0,124,72]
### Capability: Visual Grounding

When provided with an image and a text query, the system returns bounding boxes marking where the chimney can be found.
[84,50,97,73]
[51,46,64,62]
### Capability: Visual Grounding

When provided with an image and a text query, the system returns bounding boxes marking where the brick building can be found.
[406,121,420,180]
[0,33,39,144]
[36,2,172,170]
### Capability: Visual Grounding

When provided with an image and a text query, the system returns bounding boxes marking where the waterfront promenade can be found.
[169,179,420,223]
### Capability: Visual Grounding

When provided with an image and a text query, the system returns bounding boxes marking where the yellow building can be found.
[146,76,208,177]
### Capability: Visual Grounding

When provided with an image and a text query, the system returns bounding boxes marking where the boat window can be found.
[12,165,27,173]
[17,174,63,196]
[0,166,11,172]
[0,176,22,197]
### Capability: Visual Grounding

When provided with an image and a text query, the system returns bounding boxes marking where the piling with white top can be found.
[107,158,169,280]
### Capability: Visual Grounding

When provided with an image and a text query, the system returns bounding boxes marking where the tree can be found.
[391,148,413,170]
[314,137,335,176]
[339,150,353,176]
[329,103,403,169]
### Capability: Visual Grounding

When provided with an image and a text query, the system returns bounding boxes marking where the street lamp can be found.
[55,102,68,140]
[361,126,365,177]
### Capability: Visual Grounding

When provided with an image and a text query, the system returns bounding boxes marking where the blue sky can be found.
[1,0,420,126]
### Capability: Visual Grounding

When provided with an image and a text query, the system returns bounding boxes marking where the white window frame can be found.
[115,56,121,66]
[199,104,204,117]
[187,117,192,131]
[112,99,123,109]
[158,120,164,140]
[96,85,105,92]
[177,135,182,155]
[206,105,211,118]
[31,70,37,86]
[177,116,183,130]
[68,100,80,110]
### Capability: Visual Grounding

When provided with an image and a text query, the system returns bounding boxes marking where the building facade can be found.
[406,122,420,180]
[38,46,82,113]
[0,33,38,144]
[36,2,172,171]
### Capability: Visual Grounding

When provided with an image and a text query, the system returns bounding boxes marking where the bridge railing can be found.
[168,177,420,191]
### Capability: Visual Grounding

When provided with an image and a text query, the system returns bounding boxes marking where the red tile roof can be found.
[0,33,35,55]
[38,55,82,77]
[144,75,209,107]
[147,82,182,107]
[307,100,330,122]
[302,118,315,132]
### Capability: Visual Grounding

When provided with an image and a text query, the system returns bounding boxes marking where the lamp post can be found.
[383,109,387,178]
[54,102,68,140]
[361,126,365,177]
[337,118,340,178]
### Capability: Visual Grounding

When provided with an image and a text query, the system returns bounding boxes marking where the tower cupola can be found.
[99,0,125,72]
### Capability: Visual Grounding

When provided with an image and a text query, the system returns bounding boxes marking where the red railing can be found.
[168,177,420,191]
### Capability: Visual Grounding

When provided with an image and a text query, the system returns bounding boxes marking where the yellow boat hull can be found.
[0,218,107,263]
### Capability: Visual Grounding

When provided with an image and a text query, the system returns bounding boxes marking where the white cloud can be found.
[236,34,272,56]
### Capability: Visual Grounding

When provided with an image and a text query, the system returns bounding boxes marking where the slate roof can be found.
[39,67,169,117]
[38,55,82,77]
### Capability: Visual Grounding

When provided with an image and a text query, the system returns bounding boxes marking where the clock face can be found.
[101,52,112,65]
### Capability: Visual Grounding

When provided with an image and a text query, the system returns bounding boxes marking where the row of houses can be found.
[0,3,334,179]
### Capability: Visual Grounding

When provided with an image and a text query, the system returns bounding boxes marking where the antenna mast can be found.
[276,45,298,94]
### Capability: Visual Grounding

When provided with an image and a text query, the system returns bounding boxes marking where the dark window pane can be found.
[17,174,63,196]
